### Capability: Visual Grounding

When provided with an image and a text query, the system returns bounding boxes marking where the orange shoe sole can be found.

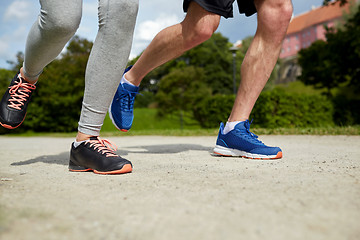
[69,163,132,175]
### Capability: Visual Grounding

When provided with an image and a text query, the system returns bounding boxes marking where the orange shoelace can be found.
[87,137,118,157]
[8,74,36,110]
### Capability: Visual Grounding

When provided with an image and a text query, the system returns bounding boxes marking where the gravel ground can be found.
[0,135,359,240]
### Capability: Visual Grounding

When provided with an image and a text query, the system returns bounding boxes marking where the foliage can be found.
[134,91,155,108]
[193,95,235,128]
[0,69,15,97]
[181,33,235,95]
[0,69,16,134]
[193,88,334,128]
[251,88,334,128]
[156,65,211,128]
[298,4,360,95]
[138,33,239,95]
[323,0,348,6]
[332,95,360,125]
[1,36,92,133]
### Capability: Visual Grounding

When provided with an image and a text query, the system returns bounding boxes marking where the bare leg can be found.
[125,2,220,86]
[228,0,293,122]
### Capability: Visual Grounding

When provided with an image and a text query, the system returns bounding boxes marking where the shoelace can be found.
[8,74,36,110]
[87,137,118,157]
[119,84,139,112]
[236,119,264,145]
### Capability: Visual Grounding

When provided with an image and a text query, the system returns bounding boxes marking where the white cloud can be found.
[0,0,326,69]
[136,14,180,41]
[3,0,35,23]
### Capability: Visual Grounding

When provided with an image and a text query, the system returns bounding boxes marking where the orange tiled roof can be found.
[287,1,350,34]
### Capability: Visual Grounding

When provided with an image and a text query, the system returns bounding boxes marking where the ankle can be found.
[20,68,38,84]
[124,72,141,87]
[76,132,95,142]
[227,117,248,123]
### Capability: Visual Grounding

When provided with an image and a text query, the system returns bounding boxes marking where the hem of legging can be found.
[77,126,101,137]
[22,63,43,81]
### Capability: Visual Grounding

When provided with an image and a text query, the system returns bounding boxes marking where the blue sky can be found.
[0,0,325,69]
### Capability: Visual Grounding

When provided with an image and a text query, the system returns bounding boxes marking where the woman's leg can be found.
[77,0,139,138]
[23,0,82,81]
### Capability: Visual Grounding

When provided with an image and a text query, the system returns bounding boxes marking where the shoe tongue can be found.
[89,136,99,141]
[234,121,247,131]
[123,82,139,92]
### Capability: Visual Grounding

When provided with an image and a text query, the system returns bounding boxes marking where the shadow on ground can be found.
[11,144,212,166]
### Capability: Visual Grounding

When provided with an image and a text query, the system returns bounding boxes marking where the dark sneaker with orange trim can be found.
[0,72,36,129]
[69,137,132,175]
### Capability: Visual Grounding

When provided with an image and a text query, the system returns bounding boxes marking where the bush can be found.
[332,96,360,126]
[193,88,335,128]
[193,95,235,128]
[251,88,334,128]
[134,91,155,108]
[0,37,90,134]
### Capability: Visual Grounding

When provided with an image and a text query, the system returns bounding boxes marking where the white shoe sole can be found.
[213,145,282,160]
[108,102,123,131]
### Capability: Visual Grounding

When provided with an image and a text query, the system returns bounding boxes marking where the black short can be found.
[183,0,256,18]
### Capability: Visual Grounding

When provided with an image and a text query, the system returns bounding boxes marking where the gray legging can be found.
[23,0,138,136]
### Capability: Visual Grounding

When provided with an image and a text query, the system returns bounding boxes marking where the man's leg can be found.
[214,0,292,159]
[124,2,220,86]
[108,1,220,131]
[228,0,293,122]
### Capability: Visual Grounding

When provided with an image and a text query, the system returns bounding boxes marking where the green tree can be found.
[2,36,92,133]
[182,33,235,94]
[323,0,348,6]
[0,69,17,134]
[0,69,15,97]
[137,33,237,96]
[298,4,360,95]
[156,65,211,129]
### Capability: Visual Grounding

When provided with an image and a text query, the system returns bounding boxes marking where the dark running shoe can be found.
[109,66,139,132]
[213,120,282,160]
[69,137,132,175]
[0,72,36,129]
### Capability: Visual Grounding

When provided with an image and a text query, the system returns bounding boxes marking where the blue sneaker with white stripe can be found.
[109,66,139,132]
[213,120,282,159]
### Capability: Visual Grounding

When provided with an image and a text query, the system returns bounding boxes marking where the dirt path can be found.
[0,135,359,240]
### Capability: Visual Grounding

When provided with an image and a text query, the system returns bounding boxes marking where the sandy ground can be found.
[0,135,359,240]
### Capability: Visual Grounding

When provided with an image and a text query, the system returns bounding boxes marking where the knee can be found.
[114,0,139,15]
[39,10,81,36]
[278,0,293,26]
[182,17,219,50]
[258,0,293,31]
[99,0,139,26]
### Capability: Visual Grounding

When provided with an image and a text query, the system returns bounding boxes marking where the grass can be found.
[101,108,202,132]
[1,108,359,137]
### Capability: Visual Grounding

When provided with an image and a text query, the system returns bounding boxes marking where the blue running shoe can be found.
[109,66,139,132]
[213,120,282,159]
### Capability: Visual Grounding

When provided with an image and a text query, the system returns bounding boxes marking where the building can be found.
[280,1,350,59]
[277,1,353,83]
